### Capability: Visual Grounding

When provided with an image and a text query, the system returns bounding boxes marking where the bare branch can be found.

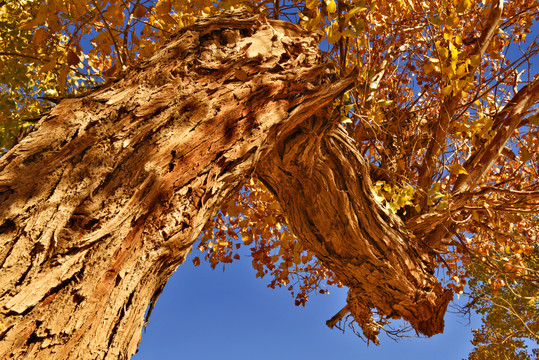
[89,0,125,68]
[0,51,48,62]
[326,304,350,328]
[474,0,504,59]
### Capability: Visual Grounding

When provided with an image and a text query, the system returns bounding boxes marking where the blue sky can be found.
[133,249,481,360]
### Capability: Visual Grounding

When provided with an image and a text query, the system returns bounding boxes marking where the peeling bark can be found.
[0,10,452,359]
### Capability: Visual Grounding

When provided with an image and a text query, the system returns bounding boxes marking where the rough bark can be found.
[256,114,452,343]
[0,11,352,359]
[0,10,451,359]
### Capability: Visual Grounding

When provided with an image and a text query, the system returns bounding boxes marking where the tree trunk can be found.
[0,10,450,359]
[0,11,354,359]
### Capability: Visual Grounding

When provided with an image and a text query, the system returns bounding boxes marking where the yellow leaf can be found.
[325,0,337,13]
[432,192,444,200]
[437,46,449,60]
[437,200,449,210]
[455,63,468,77]
[470,54,481,67]
[342,29,356,38]
[353,19,365,33]
[192,257,200,266]
[326,25,341,43]
[449,42,459,60]
[159,13,177,25]
[456,0,471,13]
[349,5,367,16]
[447,15,459,27]
[423,62,436,74]
[430,17,443,26]
[442,84,453,96]
[448,163,469,175]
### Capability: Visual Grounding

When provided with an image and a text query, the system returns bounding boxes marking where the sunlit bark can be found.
[0,11,351,359]
[0,10,455,359]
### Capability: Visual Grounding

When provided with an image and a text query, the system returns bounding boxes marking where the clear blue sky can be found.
[133,248,481,360]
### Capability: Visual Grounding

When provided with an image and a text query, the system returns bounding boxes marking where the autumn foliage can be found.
[1,0,538,357]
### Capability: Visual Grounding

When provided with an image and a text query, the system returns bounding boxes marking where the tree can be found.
[466,221,539,360]
[0,0,538,359]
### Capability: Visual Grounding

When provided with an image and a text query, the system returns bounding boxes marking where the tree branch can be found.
[474,0,504,58]
[89,0,125,68]
[326,304,350,328]
[417,0,504,207]
[453,77,539,194]
[0,51,48,62]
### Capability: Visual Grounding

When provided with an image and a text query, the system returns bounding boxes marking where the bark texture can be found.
[0,10,452,359]
[256,114,452,343]
[0,11,353,359]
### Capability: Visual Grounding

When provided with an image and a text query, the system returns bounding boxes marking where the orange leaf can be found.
[133,5,147,18]
[32,28,49,45]
[306,0,318,10]
[57,65,69,95]
[40,59,57,73]
[66,50,80,66]
[155,0,171,14]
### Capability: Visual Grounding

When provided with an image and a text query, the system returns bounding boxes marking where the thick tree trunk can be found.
[0,11,352,359]
[0,10,450,359]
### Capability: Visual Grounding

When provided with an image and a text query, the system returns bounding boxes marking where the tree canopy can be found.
[1,0,538,358]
